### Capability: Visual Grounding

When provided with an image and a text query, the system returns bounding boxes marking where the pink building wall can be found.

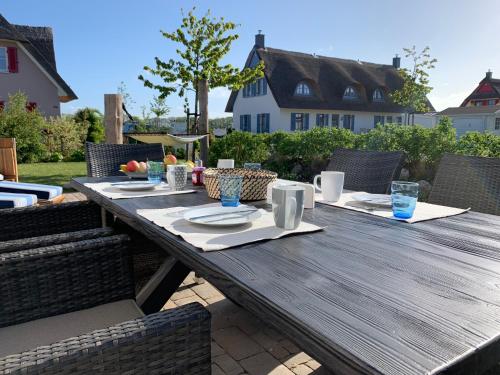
[0,40,61,116]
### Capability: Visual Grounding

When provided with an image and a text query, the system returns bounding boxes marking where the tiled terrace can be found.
[64,192,330,375]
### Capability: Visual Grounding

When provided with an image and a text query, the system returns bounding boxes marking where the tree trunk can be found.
[198,79,209,167]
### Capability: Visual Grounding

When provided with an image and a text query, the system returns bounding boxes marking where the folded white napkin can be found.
[316,192,469,223]
[84,182,195,199]
[137,203,324,251]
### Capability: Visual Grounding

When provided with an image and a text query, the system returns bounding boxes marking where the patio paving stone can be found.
[240,352,295,375]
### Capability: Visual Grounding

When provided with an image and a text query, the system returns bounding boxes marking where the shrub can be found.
[42,116,88,159]
[73,108,105,143]
[49,152,64,162]
[208,131,269,167]
[0,92,46,162]
[456,132,500,158]
[68,149,86,162]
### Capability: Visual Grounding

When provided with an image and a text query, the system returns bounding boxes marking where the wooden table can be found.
[72,177,500,375]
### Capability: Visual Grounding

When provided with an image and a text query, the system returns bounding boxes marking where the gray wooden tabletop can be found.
[72,177,500,375]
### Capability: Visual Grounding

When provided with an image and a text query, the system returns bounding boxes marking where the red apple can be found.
[138,161,147,173]
[126,160,140,172]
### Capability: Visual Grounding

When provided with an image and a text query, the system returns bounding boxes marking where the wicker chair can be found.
[85,142,165,177]
[0,233,211,374]
[428,153,500,215]
[326,148,405,194]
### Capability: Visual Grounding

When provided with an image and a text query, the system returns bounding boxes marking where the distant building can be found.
[0,14,77,116]
[226,33,434,134]
[438,71,500,137]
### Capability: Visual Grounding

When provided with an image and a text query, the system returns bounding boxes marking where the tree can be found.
[139,8,264,165]
[73,107,105,143]
[117,81,136,113]
[390,46,437,124]
[149,95,170,129]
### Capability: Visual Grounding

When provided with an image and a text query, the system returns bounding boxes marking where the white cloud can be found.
[208,87,231,100]
[428,89,471,111]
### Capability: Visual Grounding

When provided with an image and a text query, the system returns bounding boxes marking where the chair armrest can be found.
[0,303,211,375]
[0,227,114,254]
[0,201,102,241]
[0,235,134,327]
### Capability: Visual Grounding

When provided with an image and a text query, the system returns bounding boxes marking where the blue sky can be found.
[2,0,500,117]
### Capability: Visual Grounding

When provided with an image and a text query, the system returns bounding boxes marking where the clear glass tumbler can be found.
[218,175,243,207]
[391,181,419,219]
[147,161,163,184]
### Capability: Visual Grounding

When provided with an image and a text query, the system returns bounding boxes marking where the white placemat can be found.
[84,182,195,199]
[315,192,469,223]
[137,203,324,251]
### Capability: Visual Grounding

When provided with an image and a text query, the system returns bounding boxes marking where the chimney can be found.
[392,54,401,69]
[255,30,265,49]
[486,70,493,80]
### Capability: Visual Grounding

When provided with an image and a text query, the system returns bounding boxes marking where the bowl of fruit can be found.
[119,160,148,179]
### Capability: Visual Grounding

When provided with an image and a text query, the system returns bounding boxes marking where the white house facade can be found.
[226,34,434,134]
[438,105,500,137]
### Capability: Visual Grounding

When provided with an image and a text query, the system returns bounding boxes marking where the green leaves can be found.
[139,8,264,99]
[390,46,437,114]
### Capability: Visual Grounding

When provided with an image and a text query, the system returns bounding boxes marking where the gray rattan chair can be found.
[326,148,405,194]
[0,233,211,374]
[428,153,500,215]
[85,142,165,177]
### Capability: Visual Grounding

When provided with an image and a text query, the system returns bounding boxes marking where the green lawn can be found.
[18,162,86,189]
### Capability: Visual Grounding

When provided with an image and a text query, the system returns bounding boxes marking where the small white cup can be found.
[313,171,344,202]
[217,159,235,168]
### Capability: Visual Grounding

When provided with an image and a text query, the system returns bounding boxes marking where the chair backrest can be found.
[428,153,500,215]
[326,148,405,194]
[0,138,18,182]
[85,142,165,177]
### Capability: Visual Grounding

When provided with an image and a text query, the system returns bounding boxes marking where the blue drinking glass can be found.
[147,161,163,184]
[219,175,243,207]
[391,181,419,219]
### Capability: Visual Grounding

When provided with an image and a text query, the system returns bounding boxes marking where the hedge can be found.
[209,117,500,183]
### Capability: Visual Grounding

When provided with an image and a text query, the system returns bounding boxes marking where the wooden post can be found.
[198,79,209,166]
[104,94,123,144]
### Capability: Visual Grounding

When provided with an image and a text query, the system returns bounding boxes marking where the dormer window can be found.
[343,86,358,100]
[295,82,311,96]
[373,88,384,102]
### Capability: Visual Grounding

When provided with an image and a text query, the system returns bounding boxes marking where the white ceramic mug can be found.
[217,159,235,168]
[313,171,344,202]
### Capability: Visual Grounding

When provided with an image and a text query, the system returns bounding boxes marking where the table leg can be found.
[138,258,191,314]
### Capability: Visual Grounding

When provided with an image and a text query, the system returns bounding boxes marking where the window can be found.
[495,118,500,130]
[396,116,403,125]
[343,86,358,100]
[291,113,309,131]
[488,99,496,106]
[240,114,251,132]
[295,82,311,96]
[242,78,267,98]
[374,115,385,127]
[342,114,355,131]
[0,47,7,73]
[373,89,384,102]
[316,113,329,127]
[386,116,393,123]
[257,113,270,133]
[331,114,340,128]
[475,101,482,107]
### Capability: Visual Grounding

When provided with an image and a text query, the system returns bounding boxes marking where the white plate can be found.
[183,205,261,227]
[112,181,159,191]
[351,193,392,207]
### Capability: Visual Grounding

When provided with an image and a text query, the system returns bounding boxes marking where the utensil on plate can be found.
[313,171,344,202]
[183,205,261,227]
[111,181,159,191]
[272,185,305,230]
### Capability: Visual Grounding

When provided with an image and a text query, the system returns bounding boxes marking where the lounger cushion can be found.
[0,299,144,358]
[0,181,63,200]
[0,193,37,208]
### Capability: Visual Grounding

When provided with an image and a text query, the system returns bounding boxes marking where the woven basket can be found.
[203,168,277,201]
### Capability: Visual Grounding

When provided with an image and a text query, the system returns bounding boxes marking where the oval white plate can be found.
[351,193,392,207]
[112,181,159,191]
[183,205,261,227]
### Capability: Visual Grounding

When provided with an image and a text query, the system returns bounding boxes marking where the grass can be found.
[18,162,86,189]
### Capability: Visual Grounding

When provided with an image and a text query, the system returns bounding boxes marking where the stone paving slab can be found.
[165,272,334,375]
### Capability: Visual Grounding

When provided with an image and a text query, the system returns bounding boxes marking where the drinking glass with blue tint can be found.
[147,161,163,184]
[219,175,243,207]
[243,162,261,170]
[391,181,419,219]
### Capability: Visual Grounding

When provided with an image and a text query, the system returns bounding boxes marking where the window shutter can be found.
[7,47,18,73]
[262,79,267,95]
[265,113,270,132]
[257,114,261,133]
[325,114,329,126]
[240,115,244,131]
[304,114,309,130]
[316,114,320,127]
[291,113,296,131]
[247,115,251,132]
